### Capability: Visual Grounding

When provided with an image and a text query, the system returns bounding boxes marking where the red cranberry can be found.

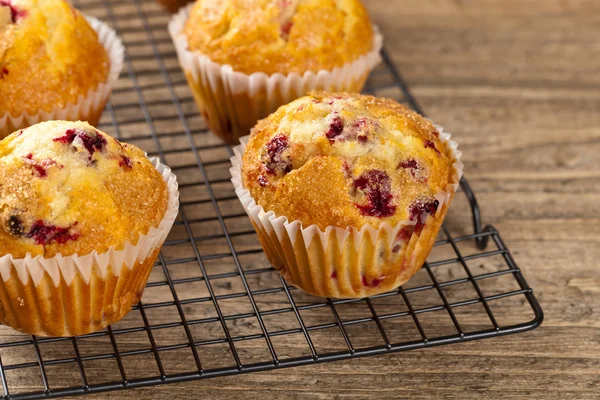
[327,116,374,144]
[424,140,441,155]
[22,154,59,178]
[258,175,269,187]
[409,198,439,222]
[26,221,79,246]
[342,161,352,178]
[353,170,396,217]
[409,198,439,234]
[353,118,369,142]
[325,116,345,143]
[362,276,382,288]
[331,271,337,279]
[0,68,8,79]
[280,20,293,38]
[119,155,133,169]
[398,158,426,181]
[357,134,368,143]
[263,134,292,176]
[354,119,367,128]
[7,216,24,236]
[399,158,418,171]
[0,0,27,23]
[54,128,107,160]
[354,118,380,144]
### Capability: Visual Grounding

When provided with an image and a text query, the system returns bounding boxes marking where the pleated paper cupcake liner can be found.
[169,5,384,144]
[0,158,179,337]
[230,126,463,298]
[0,16,125,138]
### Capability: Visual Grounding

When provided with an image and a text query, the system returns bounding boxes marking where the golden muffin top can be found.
[0,0,109,116]
[184,0,374,75]
[0,121,169,259]
[242,92,459,230]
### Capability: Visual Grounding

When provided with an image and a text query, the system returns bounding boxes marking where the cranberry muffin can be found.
[0,0,123,138]
[0,121,179,336]
[169,0,383,144]
[232,92,463,298]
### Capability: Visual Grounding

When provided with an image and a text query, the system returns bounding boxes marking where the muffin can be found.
[231,92,463,298]
[156,0,193,13]
[169,0,383,144]
[0,0,124,138]
[0,121,179,336]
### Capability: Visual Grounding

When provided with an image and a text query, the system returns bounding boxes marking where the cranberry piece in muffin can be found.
[424,139,441,155]
[22,153,60,178]
[119,155,133,169]
[54,128,107,160]
[353,170,396,218]
[0,0,27,23]
[262,133,292,176]
[27,221,80,246]
[325,116,345,143]
[362,276,383,288]
[409,198,440,223]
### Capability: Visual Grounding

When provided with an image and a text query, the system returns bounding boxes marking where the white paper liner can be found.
[168,4,384,143]
[0,16,125,137]
[0,157,180,287]
[230,126,463,298]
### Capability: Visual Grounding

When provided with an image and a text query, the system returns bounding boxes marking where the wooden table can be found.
[5,0,599,398]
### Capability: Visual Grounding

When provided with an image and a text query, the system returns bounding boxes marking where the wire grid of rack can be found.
[0,0,543,398]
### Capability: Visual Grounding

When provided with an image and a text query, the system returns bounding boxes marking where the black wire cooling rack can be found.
[0,0,543,398]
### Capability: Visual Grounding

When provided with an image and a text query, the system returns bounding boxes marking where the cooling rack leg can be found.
[459,177,489,250]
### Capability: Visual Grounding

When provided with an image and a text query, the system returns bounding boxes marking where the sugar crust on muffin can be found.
[0,121,168,258]
[183,0,374,75]
[242,92,456,230]
[0,0,110,116]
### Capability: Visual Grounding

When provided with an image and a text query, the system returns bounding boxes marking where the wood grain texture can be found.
[2,0,599,398]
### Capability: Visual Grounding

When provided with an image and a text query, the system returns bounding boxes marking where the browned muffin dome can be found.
[183,0,374,75]
[242,92,456,230]
[0,0,110,117]
[0,121,168,259]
